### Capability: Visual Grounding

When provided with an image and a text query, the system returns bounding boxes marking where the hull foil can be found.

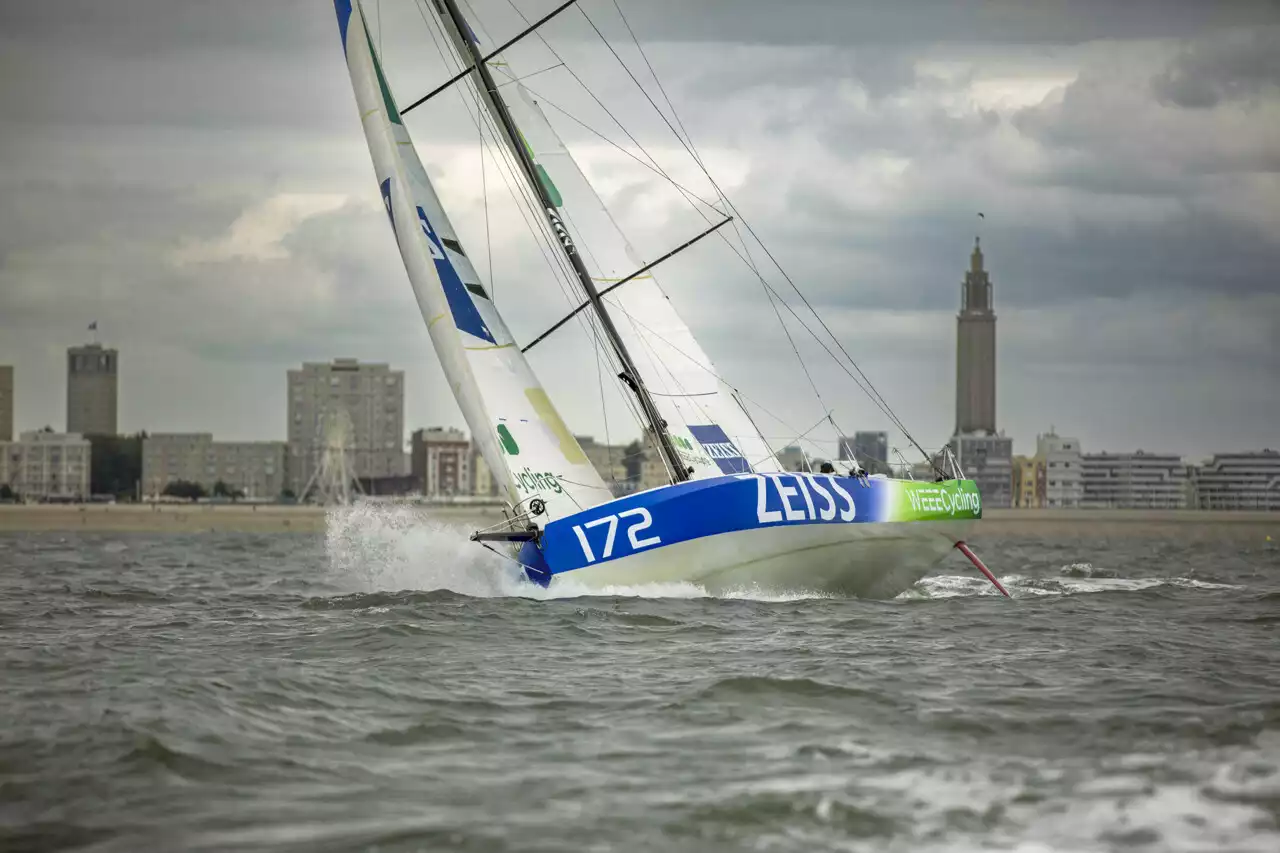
[517,474,982,599]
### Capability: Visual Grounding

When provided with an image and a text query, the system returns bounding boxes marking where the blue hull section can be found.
[517,473,979,586]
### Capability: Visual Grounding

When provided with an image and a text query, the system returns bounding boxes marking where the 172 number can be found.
[571,507,661,564]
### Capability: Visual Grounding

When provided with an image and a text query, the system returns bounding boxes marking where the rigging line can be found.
[588,3,932,467]
[479,89,494,299]
[458,0,495,45]
[490,75,725,217]
[741,222,830,425]
[481,8,893,446]
[494,62,565,88]
[441,0,688,480]
[520,215,733,353]
[751,411,831,471]
[600,298,810,453]
[495,0,725,219]
[487,74,880,427]
[583,2,838,415]
[412,0,591,339]
[431,15,656,445]
[401,0,581,114]
[501,0,669,178]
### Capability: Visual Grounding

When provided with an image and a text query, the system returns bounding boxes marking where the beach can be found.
[0,501,1274,539]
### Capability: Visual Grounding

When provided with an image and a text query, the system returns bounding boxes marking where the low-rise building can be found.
[0,431,92,500]
[1081,451,1187,509]
[1190,450,1280,510]
[472,447,501,497]
[1012,455,1045,508]
[776,445,808,472]
[410,427,471,496]
[142,433,286,499]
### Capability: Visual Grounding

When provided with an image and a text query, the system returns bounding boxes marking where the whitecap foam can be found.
[900,573,1245,600]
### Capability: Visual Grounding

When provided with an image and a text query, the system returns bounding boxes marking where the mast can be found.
[431,0,689,484]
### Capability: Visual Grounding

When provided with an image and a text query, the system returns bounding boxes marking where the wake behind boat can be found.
[331,0,992,598]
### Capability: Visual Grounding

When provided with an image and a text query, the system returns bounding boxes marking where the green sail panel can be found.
[518,131,562,207]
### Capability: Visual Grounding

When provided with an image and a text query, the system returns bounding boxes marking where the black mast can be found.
[431,0,689,484]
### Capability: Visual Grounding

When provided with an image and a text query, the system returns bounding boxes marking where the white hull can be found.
[551,519,973,599]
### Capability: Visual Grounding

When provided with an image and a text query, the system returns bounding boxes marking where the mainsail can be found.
[334,0,610,524]
[502,81,783,480]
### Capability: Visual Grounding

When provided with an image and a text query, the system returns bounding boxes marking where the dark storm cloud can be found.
[1,0,1277,456]
[1152,28,1280,108]
[611,0,1280,46]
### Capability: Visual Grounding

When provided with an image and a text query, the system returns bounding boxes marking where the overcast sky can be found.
[1,0,1277,463]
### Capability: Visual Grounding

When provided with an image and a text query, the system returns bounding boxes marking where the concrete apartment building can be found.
[0,365,12,442]
[947,433,1014,509]
[1038,431,1083,508]
[67,344,118,436]
[1190,450,1280,510]
[1081,451,1188,509]
[472,447,501,497]
[775,445,807,472]
[0,431,91,500]
[1011,432,1083,509]
[837,432,891,475]
[142,433,286,499]
[287,359,405,493]
[410,427,471,496]
[576,435,629,489]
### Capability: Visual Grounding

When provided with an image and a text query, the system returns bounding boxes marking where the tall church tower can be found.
[955,237,996,435]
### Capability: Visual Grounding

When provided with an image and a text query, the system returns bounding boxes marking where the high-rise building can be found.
[955,238,996,436]
[1189,450,1280,510]
[0,365,12,442]
[410,427,471,496]
[1081,451,1188,509]
[67,343,118,436]
[947,236,1010,506]
[287,359,404,492]
[142,433,286,500]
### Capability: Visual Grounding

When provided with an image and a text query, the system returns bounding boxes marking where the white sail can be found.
[334,0,610,523]
[502,81,784,480]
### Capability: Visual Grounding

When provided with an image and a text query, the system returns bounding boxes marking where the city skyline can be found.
[1,2,1277,462]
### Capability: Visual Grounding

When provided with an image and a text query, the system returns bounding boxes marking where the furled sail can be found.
[502,81,783,480]
[333,0,610,523]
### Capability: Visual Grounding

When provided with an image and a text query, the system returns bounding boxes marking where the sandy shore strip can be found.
[0,503,1275,539]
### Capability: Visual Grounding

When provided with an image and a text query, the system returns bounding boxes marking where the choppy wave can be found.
[324,503,1256,605]
[2,523,1277,853]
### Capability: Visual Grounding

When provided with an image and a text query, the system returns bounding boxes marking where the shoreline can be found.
[0,503,1274,538]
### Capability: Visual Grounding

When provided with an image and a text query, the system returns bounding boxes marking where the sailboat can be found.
[331,0,994,598]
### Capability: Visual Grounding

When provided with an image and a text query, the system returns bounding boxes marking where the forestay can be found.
[334,0,609,524]
[502,81,783,481]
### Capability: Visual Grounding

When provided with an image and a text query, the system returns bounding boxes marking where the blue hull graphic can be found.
[517,473,981,587]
